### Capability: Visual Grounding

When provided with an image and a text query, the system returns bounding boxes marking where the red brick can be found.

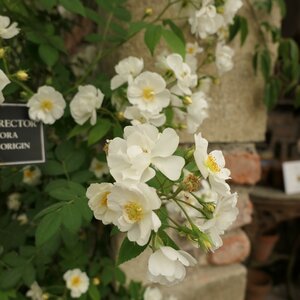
[225,151,261,185]
[208,229,250,265]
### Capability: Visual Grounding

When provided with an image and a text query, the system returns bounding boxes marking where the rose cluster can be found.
[86,123,238,285]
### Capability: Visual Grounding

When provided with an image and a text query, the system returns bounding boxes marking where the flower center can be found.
[40,99,53,112]
[142,87,155,101]
[100,192,110,207]
[24,169,33,178]
[71,276,81,287]
[188,47,195,54]
[206,154,220,173]
[124,202,143,222]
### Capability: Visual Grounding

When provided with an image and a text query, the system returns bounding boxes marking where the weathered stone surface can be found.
[207,229,251,265]
[118,240,247,300]
[103,1,280,143]
[159,264,247,300]
[230,186,253,230]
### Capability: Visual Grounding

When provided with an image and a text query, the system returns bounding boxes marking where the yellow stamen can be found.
[71,276,81,287]
[100,192,110,207]
[40,99,53,111]
[24,169,33,178]
[206,154,221,173]
[124,202,143,222]
[143,87,155,101]
[187,47,195,54]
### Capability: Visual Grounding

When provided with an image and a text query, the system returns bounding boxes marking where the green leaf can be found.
[162,28,185,58]
[114,268,126,284]
[61,203,82,232]
[42,160,65,175]
[260,49,271,81]
[64,149,86,173]
[88,284,101,300]
[0,268,22,290]
[38,44,59,67]
[71,170,93,183]
[55,141,74,161]
[22,263,36,286]
[36,212,62,246]
[0,290,16,300]
[239,16,248,46]
[40,0,57,10]
[45,179,69,193]
[158,231,179,250]
[75,197,93,222]
[88,119,111,146]
[68,122,90,139]
[128,21,147,36]
[263,78,280,109]
[228,15,241,42]
[144,24,162,56]
[117,237,148,265]
[59,0,86,16]
[163,19,185,43]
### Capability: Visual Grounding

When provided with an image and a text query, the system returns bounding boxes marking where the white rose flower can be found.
[7,192,21,211]
[70,85,104,125]
[107,124,185,182]
[26,281,43,300]
[185,42,203,73]
[144,286,163,300]
[189,1,224,39]
[127,71,170,114]
[27,86,66,124]
[86,183,118,225]
[89,158,109,178]
[166,54,197,95]
[111,56,144,90]
[196,192,238,249]
[63,269,89,299]
[0,16,20,39]
[0,69,10,104]
[171,88,208,134]
[186,91,209,133]
[194,133,230,195]
[223,0,243,25]
[108,182,161,246]
[124,106,166,127]
[148,247,197,285]
[22,165,41,186]
[215,43,234,75]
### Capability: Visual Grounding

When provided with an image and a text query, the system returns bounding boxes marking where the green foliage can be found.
[117,238,148,265]
[144,24,162,56]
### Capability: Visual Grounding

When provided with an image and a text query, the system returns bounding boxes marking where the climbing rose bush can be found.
[0,0,242,298]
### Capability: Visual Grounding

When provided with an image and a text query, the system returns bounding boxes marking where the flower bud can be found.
[183,96,192,105]
[0,48,5,59]
[16,70,29,81]
[93,277,101,285]
[42,293,49,300]
[116,111,125,121]
[144,7,153,16]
